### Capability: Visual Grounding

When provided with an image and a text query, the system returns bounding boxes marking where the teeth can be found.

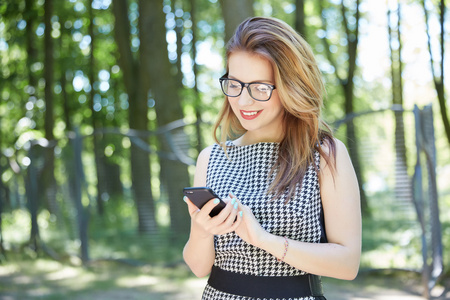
[242,111,258,116]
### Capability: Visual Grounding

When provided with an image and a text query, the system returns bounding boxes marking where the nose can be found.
[237,86,254,106]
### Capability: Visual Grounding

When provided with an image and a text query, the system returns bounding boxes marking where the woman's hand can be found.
[184,195,242,237]
[232,195,268,248]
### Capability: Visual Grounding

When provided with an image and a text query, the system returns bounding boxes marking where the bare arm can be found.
[182,146,243,277]
[235,139,362,280]
[182,146,215,277]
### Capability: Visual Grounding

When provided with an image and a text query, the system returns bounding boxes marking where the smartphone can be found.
[183,187,226,217]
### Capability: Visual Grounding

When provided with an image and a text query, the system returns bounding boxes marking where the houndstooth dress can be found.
[201,141,326,300]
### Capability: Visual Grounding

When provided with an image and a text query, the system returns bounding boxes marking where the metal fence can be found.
[0,104,444,298]
[333,104,443,298]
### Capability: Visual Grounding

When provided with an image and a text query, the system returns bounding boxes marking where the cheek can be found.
[269,97,284,114]
[228,99,238,113]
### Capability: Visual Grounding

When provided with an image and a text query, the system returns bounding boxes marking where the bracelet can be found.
[277,236,289,262]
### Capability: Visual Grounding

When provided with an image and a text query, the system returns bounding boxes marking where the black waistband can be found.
[208,265,324,299]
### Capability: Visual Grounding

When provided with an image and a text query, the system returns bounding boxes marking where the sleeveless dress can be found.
[201,141,326,300]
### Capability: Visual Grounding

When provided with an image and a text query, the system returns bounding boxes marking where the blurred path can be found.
[0,260,448,299]
[180,273,449,300]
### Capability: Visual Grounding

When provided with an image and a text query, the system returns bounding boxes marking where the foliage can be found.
[0,0,448,289]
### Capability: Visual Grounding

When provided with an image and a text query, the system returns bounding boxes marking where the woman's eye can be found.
[255,85,270,92]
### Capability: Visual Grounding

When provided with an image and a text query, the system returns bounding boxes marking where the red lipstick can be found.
[240,110,262,120]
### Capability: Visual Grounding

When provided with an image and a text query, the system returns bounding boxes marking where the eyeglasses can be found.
[219,76,276,101]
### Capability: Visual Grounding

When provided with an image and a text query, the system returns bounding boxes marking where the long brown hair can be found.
[214,17,336,201]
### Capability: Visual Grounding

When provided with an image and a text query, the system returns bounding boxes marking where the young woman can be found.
[183,17,361,300]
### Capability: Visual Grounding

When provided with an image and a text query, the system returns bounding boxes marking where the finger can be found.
[213,197,240,232]
[215,207,243,235]
[207,200,233,226]
[222,196,232,204]
[228,192,244,212]
[197,198,224,219]
[183,196,201,215]
[218,201,238,229]
[228,192,239,200]
[225,198,240,224]
[229,210,243,231]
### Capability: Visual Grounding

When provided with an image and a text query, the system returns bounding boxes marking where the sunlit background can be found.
[0,0,449,299]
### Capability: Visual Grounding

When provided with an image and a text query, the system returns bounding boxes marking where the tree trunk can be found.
[173,0,184,91]
[112,0,157,234]
[0,128,3,259]
[25,0,38,95]
[72,129,90,264]
[319,0,369,216]
[25,0,40,248]
[140,0,190,238]
[56,10,72,132]
[44,0,54,158]
[423,0,449,148]
[43,0,58,215]
[295,0,305,36]
[27,145,40,251]
[388,4,412,207]
[88,0,106,215]
[219,0,254,43]
[343,81,367,216]
[189,0,204,153]
[23,1,40,249]
[342,0,368,216]
[60,49,71,131]
[0,181,4,261]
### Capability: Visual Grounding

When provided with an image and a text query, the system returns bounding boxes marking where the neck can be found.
[234,132,283,146]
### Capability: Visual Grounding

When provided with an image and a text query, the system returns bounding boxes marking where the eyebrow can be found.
[227,74,274,84]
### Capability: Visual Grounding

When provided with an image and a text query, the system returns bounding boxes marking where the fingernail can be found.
[214,199,220,204]
[234,203,238,210]
[231,198,236,205]
[183,196,188,202]
[239,211,243,217]
[230,191,236,198]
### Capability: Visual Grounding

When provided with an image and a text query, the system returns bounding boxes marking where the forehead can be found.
[228,51,274,82]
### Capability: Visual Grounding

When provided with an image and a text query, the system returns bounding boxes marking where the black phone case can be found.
[183,187,226,217]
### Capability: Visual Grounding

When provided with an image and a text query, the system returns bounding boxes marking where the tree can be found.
[43,0,58,217]
[189,0,204,153]
[140,0,191,238]
[422,0,449,148]
[25,0,38,101]
[87,0,107,215]
[387,2,413,208]
[59,15,72,132]
[318,0,369,216]
[112,0,157,234]
[295,0,305,36]
[219,0,254,43]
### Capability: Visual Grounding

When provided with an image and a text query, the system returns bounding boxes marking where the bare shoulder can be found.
[319,137,349,172]
[320,137,346,154]
[319,137,359,199]
[197,145,214,167]
[193,145,215,187]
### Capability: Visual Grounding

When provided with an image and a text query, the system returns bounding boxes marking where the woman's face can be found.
[227,51,284,142]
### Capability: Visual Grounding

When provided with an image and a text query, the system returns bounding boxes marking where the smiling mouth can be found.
[240,110,262,120]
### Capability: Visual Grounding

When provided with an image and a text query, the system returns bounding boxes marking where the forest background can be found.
[0,0,449,299]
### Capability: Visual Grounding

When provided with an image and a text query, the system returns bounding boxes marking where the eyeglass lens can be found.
[221,79,273,101]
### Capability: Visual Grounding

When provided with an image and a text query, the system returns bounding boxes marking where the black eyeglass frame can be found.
[219,76,277,102]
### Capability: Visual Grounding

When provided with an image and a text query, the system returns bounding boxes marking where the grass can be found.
[1,256,448,299]
[0,190,449,299]
[0,256,205,300]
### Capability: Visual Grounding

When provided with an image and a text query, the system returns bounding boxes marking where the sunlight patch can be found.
[116,275,159,287]
[46,267,81,281]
